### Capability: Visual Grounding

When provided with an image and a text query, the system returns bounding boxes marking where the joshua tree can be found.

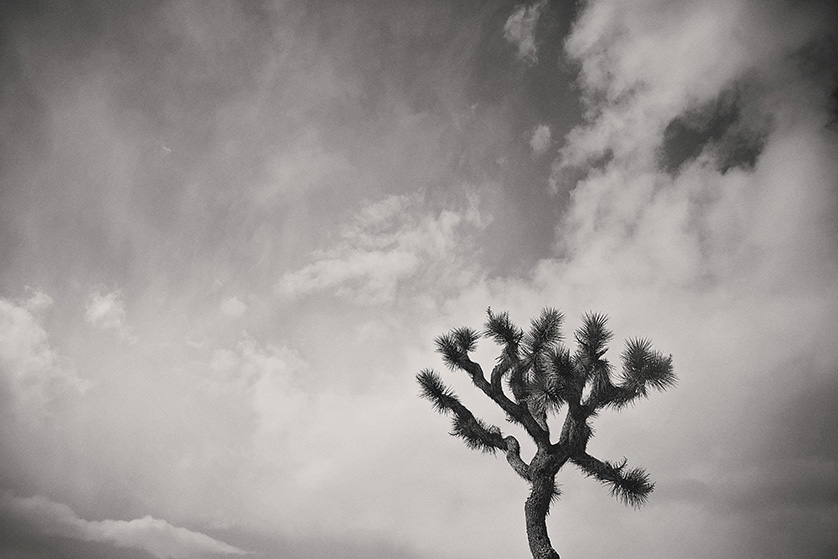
[417,308,676,559]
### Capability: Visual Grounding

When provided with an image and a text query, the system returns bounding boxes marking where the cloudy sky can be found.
[1,1,837,558]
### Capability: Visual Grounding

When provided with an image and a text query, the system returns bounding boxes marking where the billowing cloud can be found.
[85,288,136,343]
[276,193,488,304]
[511,0,838,556]
[529,124,551,155]
[0,291,88,417]
[549,0,838,292]
[503,0,548,64]
[0,493,246,558]
[552,0,837,188]
[22,287,54,313]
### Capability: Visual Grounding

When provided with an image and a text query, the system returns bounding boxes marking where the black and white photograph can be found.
[1,1,836,558]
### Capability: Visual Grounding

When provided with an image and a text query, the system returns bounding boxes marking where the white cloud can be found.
[85,288,137,343]
[22,287,54,313]
[501,0,838,556]
[503,0,548,64]
[550,0,838,290]
[529,123,551,155]
[220,296,247,318]
[551,0,836,192]
[276,193,488,304]
[0,292,88,417]
[0,493,246,558]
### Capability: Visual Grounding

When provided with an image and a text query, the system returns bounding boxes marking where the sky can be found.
[0,1,837,558]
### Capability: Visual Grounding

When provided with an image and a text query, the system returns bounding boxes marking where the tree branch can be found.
[570,452,654,508]
[592,339,676,411]
[503,435,531,481]
[591,384,637,410]
[450,411,506,454]
[461,356,550,446]
[490,357,509,397]
[417,369,505,454]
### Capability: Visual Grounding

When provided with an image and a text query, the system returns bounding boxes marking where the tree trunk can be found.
[524,476,560,559]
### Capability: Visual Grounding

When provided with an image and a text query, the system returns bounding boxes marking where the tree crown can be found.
[417,307,676,509]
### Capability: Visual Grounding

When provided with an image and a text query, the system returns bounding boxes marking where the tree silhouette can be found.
[417,308,676,559]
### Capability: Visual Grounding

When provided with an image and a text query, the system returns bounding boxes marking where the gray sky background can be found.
[1,1,837,558]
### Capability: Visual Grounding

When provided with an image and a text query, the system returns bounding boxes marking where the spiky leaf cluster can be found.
[574,312,612,365]
[417,369,460,413]
[573,454,655,509]
[522,308,564,358]
[451,414,504,454]
[433,310,676,417]
[543,346,579,402]
[417,368,503,454]
[609,465,654,508]
[620,338,676,393]
[418,306,676,513]
[435,327,480,370]
[521,309,564,412]
[486,308,568,410]
[484,308,523,350]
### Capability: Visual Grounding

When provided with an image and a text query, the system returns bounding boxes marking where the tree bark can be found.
[524,475,560,559]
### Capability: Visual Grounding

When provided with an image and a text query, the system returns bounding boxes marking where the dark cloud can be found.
[207,526,425,559]
[0,526,158,559]
[659,84,769,174]
[0,493,244,559]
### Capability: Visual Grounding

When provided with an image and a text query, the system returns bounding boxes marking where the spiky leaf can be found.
[620,338,676,395]
[434,327,481,371]
[545,347,583,403]
[586,357,616,406]
[608,464,654,508]
[434,333,464,369]
[523,307,564,356]
[573,453,655,509]
[484,308,523,354]
[417,369,460,414]
[453,327,480,354]
[450,414,504,454]
[574,312,613,366]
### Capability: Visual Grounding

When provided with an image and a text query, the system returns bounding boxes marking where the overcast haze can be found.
[1,1,837,558]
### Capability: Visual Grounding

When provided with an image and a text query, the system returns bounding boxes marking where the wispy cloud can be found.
[0,493,246,558]
[503,0,548,64]
[85,288,137,343]
[276,193,488,304]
